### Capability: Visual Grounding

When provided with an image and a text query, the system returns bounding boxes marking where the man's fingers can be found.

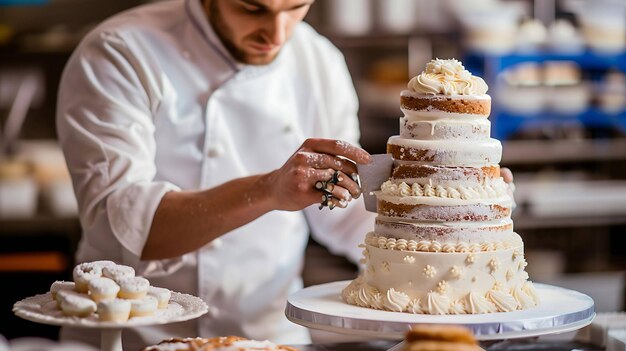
[310,169,358,204]
[501,167,514,184]
[332,170,361,199]
[299,152,358,176]
[302,138,371,164]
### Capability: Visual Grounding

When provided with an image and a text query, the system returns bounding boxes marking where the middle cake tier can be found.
[387,136,502,166]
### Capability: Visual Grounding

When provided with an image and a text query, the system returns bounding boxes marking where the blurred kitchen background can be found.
[1,0,625,342]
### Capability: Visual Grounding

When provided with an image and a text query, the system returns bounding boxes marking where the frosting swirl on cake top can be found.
[408,59,488,96]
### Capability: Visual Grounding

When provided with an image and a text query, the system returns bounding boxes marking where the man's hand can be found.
[261,138,371,211]
[501,167,514,184]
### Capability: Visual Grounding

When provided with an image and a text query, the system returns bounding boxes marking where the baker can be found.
[57,0,376,349]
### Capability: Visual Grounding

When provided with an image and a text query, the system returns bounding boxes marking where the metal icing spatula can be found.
[356,153,394,212]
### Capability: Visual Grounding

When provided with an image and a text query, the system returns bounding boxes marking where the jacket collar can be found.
[185,0,242,72]
[185,0,289,80]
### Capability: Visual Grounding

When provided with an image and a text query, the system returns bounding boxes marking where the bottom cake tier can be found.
[342,240,539,315]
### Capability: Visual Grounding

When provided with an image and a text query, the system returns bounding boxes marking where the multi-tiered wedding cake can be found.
[342,59,539,314]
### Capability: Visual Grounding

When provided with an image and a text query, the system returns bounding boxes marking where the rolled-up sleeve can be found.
[57,30,180,264]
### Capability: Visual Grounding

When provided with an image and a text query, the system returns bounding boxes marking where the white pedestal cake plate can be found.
[286,281,595,348]
[13,292,208,351]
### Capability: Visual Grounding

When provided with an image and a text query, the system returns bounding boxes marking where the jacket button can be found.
[207,144,224,158]
[210,238,222,249]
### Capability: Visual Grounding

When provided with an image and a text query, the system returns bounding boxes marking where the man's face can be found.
[204,0,314,65]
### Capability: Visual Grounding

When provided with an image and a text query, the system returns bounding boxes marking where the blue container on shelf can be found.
[464,51,626,140]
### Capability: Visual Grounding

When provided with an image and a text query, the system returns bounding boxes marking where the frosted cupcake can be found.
[98,299,131,323]
[117,276,150,300]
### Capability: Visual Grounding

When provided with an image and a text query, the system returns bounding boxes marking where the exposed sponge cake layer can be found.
[400,91,491,116]
[375,217,514,243]
[400,116,491,141]
[377,199,512,222]
[391,164,500,183]
[387,136,502,166]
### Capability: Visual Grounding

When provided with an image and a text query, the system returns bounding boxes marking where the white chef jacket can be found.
[56,0,375,349]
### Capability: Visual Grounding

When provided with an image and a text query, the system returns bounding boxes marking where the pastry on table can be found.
[404,325,483,351]
[142,336,298,351]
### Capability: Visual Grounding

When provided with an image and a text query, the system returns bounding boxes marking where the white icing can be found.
[148,286,171,308]
[56,289,84,303]
[102,265,135,282]
[523,281,541,305]
[61,294,97,317]
[88,277,120,303]
[487,289,520,312]
[401,108,490,120]
[90,261,116,269]
[465,292,497,314]
[370,293,385,310]
[400,115,490,141]
[118,277,150,294]
[365,232,522,253]
[512,285,536,309]
[375,216,514,240]
[408,298,424,314]
[97,298,131,322]
[407,59,489,95]
[50,281,75,298]
[388,136,502,166]
[449,300,467,314]
[97,298,131,314]
[383,288,410,312]
[356,285,378,307]
[426,292,450,314]
[360,243,530,306]
[376,191,512,207]
[130,296,158,315]
[380,179,508,201]
[73,263,104,291]
[342,268,538,315]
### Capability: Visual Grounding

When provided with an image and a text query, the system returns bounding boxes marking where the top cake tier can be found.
[398,58,492,142]
[400,92,492,141]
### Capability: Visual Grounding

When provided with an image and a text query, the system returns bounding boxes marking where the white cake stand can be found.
[13,291,208,351]
[286,281,594,345]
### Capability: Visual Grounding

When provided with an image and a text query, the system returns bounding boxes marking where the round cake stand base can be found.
[286,281,595,345]
[101,329,122,351]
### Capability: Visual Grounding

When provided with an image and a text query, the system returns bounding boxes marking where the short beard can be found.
[207,0,249,63]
